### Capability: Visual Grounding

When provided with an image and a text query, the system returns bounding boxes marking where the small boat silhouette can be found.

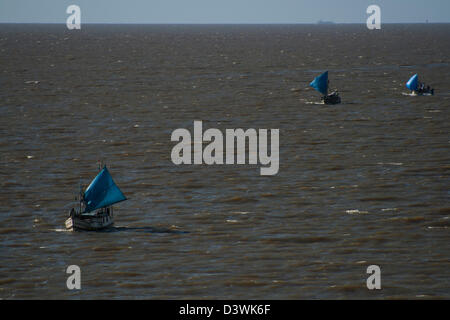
[406,74,434,96]
[310,71,341,104]
[65,165,127,231]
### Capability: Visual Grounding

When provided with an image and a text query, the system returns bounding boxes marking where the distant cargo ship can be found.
[317,20,335,25]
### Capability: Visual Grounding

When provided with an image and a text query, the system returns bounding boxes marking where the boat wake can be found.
[305,101,325,105]
[112,226,189,234]
[305,101,356,105]
[59,225,189,234]
[402,92,433,96]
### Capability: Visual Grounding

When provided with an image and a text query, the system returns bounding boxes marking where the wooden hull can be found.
[322,93,341,105]
[65,212,114,231]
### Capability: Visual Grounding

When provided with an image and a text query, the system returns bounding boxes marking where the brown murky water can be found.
[0,24,449,299]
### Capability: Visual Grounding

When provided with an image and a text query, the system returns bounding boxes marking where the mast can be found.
[79,180,82,215]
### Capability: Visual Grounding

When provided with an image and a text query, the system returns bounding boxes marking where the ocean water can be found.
[0,23,449,299]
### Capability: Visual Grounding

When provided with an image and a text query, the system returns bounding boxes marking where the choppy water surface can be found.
[0,24,449,299]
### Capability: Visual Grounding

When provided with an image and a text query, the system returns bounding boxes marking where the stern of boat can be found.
[65,216,74,230]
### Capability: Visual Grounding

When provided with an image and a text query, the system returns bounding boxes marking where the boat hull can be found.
[65,211,114,231]
[322,93,341,105]
[414,91,434,96]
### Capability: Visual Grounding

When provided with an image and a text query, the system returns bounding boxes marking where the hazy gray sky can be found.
[0,0,449,24]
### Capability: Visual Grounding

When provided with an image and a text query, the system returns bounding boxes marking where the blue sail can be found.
[83,166,126,213]
[310,71,329,95]
[406,74,419,91]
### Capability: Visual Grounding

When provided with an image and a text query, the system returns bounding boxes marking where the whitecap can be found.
[346,209,368,215]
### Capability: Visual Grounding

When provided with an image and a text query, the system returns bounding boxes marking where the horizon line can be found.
[1,22,449,25]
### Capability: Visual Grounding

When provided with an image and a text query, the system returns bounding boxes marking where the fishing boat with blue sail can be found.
[310,71,341,105]
[65,165,127,231]
[406,73,434,96]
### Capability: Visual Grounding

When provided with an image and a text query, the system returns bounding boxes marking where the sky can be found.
[0,0,449,24]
